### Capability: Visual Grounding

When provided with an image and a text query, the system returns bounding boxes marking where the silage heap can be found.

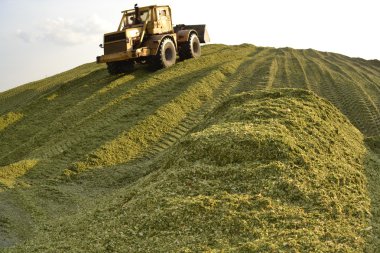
[119,89,370,252]
[2,43,380,251]
[27,89,371,252]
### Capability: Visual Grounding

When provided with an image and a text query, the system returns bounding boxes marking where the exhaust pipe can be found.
[134,4,141,24]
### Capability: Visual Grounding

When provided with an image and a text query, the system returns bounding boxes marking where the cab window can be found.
[140,10,150,21]
[124,10,151,26]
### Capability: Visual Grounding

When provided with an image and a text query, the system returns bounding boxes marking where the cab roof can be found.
[121,5,170,13]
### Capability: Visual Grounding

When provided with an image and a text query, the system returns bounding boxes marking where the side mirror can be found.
[99,44,104,48]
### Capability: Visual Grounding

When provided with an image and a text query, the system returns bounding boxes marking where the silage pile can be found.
[17,89,371,252]
[116,89,371,252]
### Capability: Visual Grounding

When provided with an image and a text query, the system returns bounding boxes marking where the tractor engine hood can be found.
[126,27,142,39]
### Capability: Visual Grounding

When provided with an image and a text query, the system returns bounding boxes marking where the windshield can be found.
[123,9,151,27]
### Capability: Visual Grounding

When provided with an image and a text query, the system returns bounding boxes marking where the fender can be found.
[174,24,209,43]
[176,29,197,44]
[144,34,178,55]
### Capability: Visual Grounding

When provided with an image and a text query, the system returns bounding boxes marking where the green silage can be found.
[1,44,380,252]
[9,89,371,252]
[366,136,380,154]
[113,89,370,252]
[0,112,23,132]
[0,160,38,189]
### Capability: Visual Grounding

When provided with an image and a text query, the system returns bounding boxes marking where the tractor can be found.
[96,4,210,74]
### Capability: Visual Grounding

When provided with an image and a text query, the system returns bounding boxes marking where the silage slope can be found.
[231,47,380,137]
[0,44,379,250]
[10,89,371,252]
[0,44,379,173]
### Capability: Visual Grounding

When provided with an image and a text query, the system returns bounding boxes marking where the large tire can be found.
[179,33,201,60]
[150,38,177,70]
[107,60,134,75]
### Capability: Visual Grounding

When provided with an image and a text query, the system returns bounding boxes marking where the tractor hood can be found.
[126,27,142,39]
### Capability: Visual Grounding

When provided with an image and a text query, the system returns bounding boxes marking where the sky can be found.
[0,0,379,92]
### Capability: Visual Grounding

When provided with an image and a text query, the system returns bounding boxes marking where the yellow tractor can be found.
[97,4,210,74]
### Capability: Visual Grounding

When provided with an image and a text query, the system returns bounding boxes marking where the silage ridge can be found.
[0,112,23,133]
[4,45,255,166]
[72,61,240,171]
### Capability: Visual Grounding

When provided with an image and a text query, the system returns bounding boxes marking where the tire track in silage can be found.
[290,49,312,90]
[322,52,380,136]
[305,50,379,136]
[139,50,269,160]
[266,57,278,90]
[271,51,290,89]
[301,51,344,112]
[36,67,219,160]
[62,47,258,169]
[131,49,274,162]
[230,48,277,93]
[25,47,245,162]
[281,48,310,90]
[81,66,238,167]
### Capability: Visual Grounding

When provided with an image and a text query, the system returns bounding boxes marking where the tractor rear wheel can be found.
[150,38,177,70]
[179,33,201,60]
[107,60,134,75]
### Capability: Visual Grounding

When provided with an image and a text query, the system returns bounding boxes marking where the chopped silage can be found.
[114,89,370,252]
[18,89,371,252]
[0,112,23,132]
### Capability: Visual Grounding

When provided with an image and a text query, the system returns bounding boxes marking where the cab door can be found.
[156,7,173,33]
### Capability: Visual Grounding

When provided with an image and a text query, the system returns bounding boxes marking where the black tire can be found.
[179,33,201,60]
[107,60,134,75]
[150,38,177,70]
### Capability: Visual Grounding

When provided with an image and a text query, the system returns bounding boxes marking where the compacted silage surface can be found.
[8,89,372,252]
[1,44,380,252]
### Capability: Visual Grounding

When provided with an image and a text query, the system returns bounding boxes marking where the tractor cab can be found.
[118,5,173,35]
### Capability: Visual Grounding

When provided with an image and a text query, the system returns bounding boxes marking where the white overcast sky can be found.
[0,0,379,92]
